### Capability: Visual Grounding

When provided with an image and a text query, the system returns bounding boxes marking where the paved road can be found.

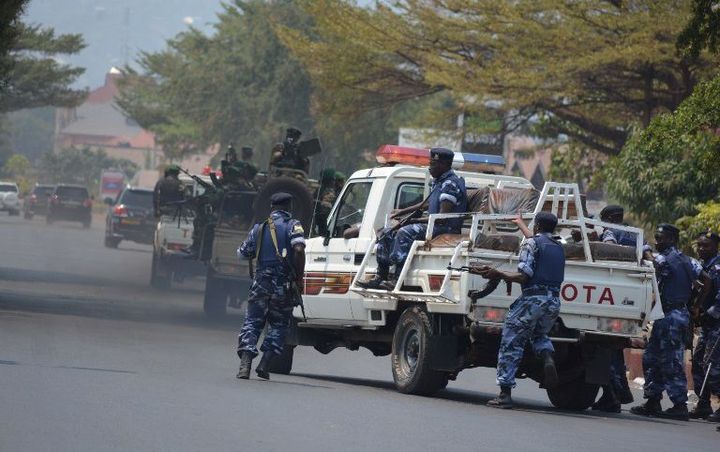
[1,213,717,451]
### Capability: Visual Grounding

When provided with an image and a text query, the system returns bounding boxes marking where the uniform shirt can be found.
[517,233,552,279]
[654,246,702,308]
[428,169,467,232]
[701,254,720,319]
[237,210,305,262]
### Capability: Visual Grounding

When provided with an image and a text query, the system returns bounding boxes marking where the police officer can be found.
[690,231,720,421]
[473,212,564,409]
[357,148,467,289]
[152,164,184,217]
[236,192,306,380]
[630,223,703,420]
[589,204,636,412]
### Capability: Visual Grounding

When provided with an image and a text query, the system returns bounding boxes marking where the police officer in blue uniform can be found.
[690,231,720,421]
[474,212,564,409]
[358,148,467,290]
[592,204,636,412]
[631,223,703,420]
[236,192,306,380]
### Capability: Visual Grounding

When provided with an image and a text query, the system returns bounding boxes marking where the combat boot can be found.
[357,276,386,290]
[617,383,635,405]
[707,409,720,423]
[540,350,558,388]
[236,351,253,380]
[487,386,513,409]
[689,398,713,419]
[592,385,621,413]
[255,352,274,380]
[658,403,689,421]
[629,398,662,416]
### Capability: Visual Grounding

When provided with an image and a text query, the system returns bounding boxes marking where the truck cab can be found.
[280,145,660,410]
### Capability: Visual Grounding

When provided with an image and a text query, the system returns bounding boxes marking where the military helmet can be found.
[321,168,336,182]
[165,164,181,176]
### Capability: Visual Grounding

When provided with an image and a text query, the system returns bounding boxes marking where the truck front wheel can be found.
[391,306,449,395]
[546,375,599,411]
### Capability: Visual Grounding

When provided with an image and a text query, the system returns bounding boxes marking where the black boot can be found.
[255,352,274,380]
[617,382,635,405]
[487,385,513,409]
[540,350,559,388]
[592,385,621,413]
[236,351,253,379]
[630,398,662,416]
[357,276,386,289]
[689,398,713,419]
[659,403,689,421]
[707,409,720,423]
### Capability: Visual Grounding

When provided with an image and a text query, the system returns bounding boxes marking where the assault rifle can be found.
[179,168,213,190]
[447,263,512,300]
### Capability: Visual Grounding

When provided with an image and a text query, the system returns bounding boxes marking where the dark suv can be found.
[23,184,54,219]
[47,184,93,227]
[104,187,155,248]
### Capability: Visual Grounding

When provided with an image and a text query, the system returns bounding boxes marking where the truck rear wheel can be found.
[546,375,599,411]
[391,306,449,395]
[203,268,227,318]
[268,345,295,375]
[150,251,171,289]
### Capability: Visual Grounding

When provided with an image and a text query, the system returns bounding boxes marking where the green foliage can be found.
[606,75,720,226]
[677,201,720,255]
[2,153,29,177]
[0,0,29,90]
[548,143,607,194]
[116,1,430,172]
[678,0,720,58]
[0,22,87,113]
[0,107,55,163]
[38,147,139,192]
[282,0,718,156]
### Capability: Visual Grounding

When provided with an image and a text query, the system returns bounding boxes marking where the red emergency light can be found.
[201,166,213,176]
[375,145,506,174]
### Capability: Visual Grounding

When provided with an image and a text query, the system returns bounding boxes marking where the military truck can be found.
[200,137,323,318]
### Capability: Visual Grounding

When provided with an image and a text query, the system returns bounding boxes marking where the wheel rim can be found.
[400,328,420,376]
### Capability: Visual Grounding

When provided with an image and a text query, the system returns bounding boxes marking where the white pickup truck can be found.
[0,181,20,216]
[277,146,661,410]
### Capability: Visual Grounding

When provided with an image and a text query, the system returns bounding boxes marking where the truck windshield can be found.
[329,181,372,238]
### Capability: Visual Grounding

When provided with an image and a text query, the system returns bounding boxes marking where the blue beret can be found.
[430,147,454,163]
[657,223,679,237]
[270,192,293,205]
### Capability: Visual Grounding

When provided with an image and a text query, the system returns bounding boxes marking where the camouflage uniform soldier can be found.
[235,146,258,188]
[236,192,306,380]
[313,168,337,236]
[690,231,720,422]
[152,165,184,217]
[474,212,564,409]
[631,223,703,421]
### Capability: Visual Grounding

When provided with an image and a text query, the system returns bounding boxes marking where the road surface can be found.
[1,212,717,451]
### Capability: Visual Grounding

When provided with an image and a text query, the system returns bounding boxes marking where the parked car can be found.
[23,184,55,219]
[0,181,20,216]
[47,184,93,227]
[105,187,155,248]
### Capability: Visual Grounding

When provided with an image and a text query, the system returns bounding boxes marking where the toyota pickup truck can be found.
[276,145,661,410]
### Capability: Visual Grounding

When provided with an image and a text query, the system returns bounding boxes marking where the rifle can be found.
[376,200,429,242]
[260,217,307,321]
[179,168,213,190]
[448,263,511,299]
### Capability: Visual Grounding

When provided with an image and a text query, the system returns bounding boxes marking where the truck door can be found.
[303,180,374,321]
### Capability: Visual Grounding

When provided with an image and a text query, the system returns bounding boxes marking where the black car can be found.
[104,187,155,248]
[47,184,93,227]
[23,184,54,219]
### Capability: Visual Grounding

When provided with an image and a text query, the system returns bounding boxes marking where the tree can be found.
[117,0,399,173]
[677,201,720,254]
[677,0,720,59]
[1,153,29,177]
[280,0,718,156]
[0,0,29,90]
[38,147,139,191]
[605,75,720,226]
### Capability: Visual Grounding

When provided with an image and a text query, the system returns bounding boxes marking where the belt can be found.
[522,287,560,298]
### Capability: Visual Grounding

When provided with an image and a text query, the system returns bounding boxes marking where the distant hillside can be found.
[23,0,225,88]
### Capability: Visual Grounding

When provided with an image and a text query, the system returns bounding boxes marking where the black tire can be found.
[104,236,120,248]
[150,251,171,289]
[203,268,227,318]
[391,306,449,395]
[253,176,314,228]
[268,345,295,375]
[546,375,600,411]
